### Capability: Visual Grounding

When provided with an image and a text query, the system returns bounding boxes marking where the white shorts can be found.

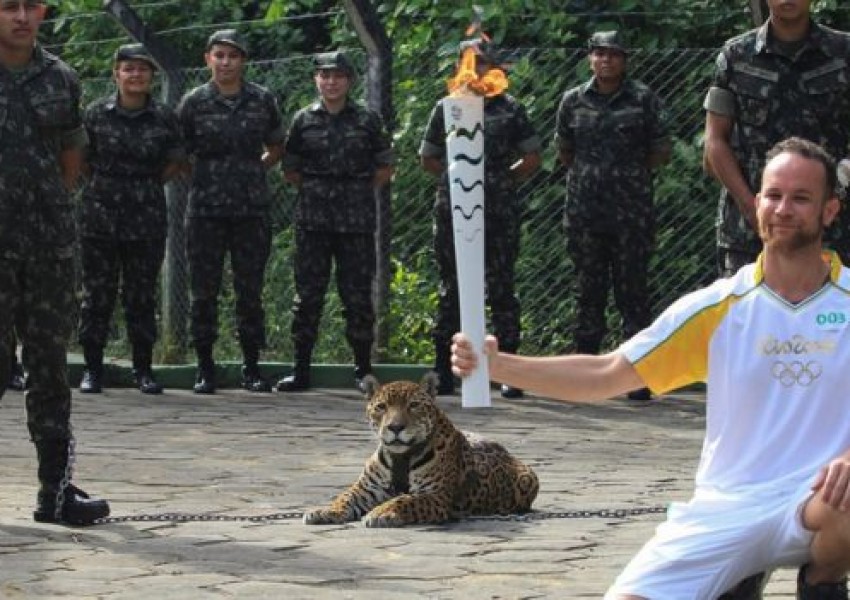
[604,485,815,600]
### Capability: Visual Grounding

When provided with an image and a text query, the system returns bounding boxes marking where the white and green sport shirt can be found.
[619,251,850,496]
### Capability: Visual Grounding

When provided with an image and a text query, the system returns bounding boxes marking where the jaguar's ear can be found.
[420,371,439,399]
[361,374,380,399]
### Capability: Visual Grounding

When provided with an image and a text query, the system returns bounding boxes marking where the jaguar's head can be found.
[362,373,440,454]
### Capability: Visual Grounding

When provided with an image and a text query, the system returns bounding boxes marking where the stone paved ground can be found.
[0,386,799,599]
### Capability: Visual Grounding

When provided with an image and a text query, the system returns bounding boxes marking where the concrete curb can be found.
[66,357,433,390]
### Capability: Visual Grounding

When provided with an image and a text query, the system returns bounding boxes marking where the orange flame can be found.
[447,46,509,98]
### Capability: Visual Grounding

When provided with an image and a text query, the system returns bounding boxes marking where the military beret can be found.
[206,29,248,56]
[313,51,355,76]
[114,43,157,69]
[587,30,629,55]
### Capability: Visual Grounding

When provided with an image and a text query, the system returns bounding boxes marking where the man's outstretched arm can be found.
[452,333,644,403]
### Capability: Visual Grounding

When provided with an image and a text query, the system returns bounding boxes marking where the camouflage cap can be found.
[587,30,628,54]
[113,43,158,69]
[313,51,355,77]
[206,29,248,56]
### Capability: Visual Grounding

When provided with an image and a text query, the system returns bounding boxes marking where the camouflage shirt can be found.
[419,93,541,223]
[177,81,284,218]
[80,94,184,240]
[704,21,850,251]
[0,45,87,257]
[283,98,393,233]
[555,77,670,232]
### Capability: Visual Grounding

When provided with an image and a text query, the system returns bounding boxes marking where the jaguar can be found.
[303,373,539,527]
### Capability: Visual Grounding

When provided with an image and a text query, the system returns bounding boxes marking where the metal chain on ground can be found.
[96,511,305,524]
[466,506,668,522]
[94,505,667,525]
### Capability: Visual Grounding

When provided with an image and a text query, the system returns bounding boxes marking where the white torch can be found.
[442,39,508,408]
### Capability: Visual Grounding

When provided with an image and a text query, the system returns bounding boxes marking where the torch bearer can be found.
[443,36,508,408]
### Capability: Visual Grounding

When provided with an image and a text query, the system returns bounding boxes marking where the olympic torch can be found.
[443,35,508,408]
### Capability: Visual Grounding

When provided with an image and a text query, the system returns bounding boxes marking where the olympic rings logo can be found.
[770,360,822,387]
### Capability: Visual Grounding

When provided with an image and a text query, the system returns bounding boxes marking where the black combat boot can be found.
[241,344,271,392]
[132,344,163,395]
[433,341,455,395]
[276,344,311,392]
[32,439,110,525]
[79,344,103,394]
[352,340,373,392]
[193,344,216,394]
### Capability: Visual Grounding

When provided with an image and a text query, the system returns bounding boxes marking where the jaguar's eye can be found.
[372,402,387,413]
[408,400,421,410]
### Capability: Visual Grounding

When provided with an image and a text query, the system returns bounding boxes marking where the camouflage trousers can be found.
[432,216,521,352]
[77,236,165,350]
[0,248,75,442]
[566,227,652,353]
[291,229,375,349]
[187,216,271,350]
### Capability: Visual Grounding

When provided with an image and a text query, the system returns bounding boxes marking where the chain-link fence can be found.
[49,9,723,366]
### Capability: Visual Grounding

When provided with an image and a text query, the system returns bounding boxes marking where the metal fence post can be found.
[102,0,189,361]
[343,0,394,362]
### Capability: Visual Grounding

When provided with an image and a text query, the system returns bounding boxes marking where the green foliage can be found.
[384,256,438,363]
[812,1,850,28]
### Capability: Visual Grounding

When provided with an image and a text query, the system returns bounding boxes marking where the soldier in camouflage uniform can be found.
[77,44,184,396]
[0,0,109,525]
[704,0,850,277]
[554,31,671,402]
[276,51,394,393]
[701,3,850,594]
[420,39,541,399]
[177,29,284,394]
